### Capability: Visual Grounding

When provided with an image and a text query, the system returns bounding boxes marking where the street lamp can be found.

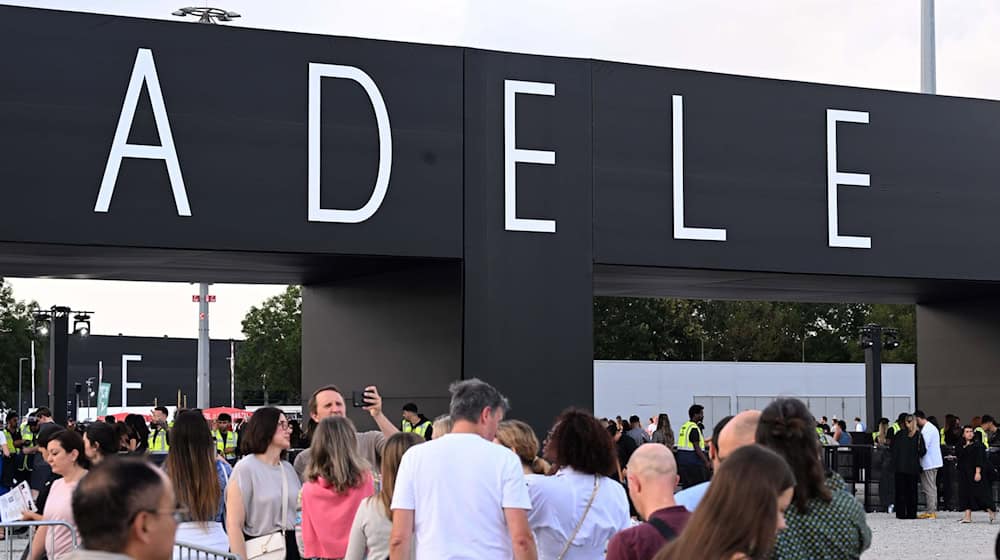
[859,324,902,433]
[31,307,95,425]
[172,7,241,24]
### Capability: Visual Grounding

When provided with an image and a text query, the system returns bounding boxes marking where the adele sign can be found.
[3,6,1000,281]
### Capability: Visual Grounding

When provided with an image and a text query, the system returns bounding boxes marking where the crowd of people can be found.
[10,379,1000,560]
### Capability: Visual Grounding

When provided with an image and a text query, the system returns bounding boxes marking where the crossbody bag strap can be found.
[557,475,600,560]
[646,517,677,541]
[280,462,288,531]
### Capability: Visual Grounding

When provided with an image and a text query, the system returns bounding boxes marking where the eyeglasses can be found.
[131,507,188,524]
[277,421,291,431]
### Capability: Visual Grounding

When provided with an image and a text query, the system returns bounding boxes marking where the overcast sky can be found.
[5,0,1000,339]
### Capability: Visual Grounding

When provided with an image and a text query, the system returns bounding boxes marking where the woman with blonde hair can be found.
[495,419,550,475]
[344,432,423,560]
[301,416,375,559]
[431,414,452,440]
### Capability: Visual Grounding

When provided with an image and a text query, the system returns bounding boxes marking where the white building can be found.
[594,361,915,438]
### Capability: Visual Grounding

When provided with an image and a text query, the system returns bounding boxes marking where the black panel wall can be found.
[301,263,461,430]
[917,300,1000,419]
[462,51,595,431]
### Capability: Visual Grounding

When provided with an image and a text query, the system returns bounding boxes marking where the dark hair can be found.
[756,398,831,513]
[241,407,283,455]
[104,416,116,424]
[36,425,65,448]
[35,407,52,419]
[897,413,908,424]
[49,429,90,469]
[122,415,149,451]
[983,415,996,426]
[217,413,232,423]
[606,422,619,437]
[73,458,166,552]
[165,411,220,522]
[688,405,704,419]
[710,415,734,455]
[629,415,641,425]
[547,409,617,477]
[837,419,847,431]
[5,413,17,423]
[655,445,795,560]
[914,410,926,420]
[402,403,418,413]
[154,406,169,416]
[85,422,119,459]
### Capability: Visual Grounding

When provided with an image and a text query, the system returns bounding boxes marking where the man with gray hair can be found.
[390,379,536,560]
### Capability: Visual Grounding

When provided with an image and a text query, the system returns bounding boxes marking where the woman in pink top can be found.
[301,416,374,559]
[30,430,89,560]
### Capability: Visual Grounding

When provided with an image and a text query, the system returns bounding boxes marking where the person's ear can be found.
[131,512,153,545]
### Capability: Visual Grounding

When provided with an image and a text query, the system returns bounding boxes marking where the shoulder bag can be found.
[556,475,600,560]
[245,464,289,560]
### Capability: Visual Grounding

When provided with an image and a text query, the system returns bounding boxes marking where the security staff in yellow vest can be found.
[981,415,999,448]
[676,404,711,488]
[148,406,170,453]
[212,413,239,463]
[400,403,434,440]
[2,413,21,489]
[19,408,52,477]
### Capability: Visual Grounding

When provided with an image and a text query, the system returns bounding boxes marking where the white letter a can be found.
[95,48,191,216]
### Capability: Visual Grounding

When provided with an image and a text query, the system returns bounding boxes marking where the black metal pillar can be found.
[863,325,883,430]
[48,307,70,425]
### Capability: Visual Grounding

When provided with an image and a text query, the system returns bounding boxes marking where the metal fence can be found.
[174,540,241,560]
[0,520,78,560]
[821,443,1000,513]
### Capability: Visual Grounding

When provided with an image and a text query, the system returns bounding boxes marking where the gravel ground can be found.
[866,511,998,559]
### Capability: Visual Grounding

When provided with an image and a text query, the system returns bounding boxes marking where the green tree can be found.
[237,286,301,404]
[594,297,703,360]
[0,278,41,410]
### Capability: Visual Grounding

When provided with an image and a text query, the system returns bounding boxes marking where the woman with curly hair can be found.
[654,445,795,560]
[756,398,871,559]
[529,409,629,559]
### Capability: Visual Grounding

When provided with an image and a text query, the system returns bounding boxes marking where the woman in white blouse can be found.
[528,409,630,560]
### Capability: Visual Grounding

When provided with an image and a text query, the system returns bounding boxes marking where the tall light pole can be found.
[921,0,936,94]
[196,283,211,409]
[17,357,28,419]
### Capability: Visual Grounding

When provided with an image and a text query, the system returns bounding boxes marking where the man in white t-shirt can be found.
[915,410,944,519]
[390,378,536,560]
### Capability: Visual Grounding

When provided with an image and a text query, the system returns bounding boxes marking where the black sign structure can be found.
[2,6,999,429]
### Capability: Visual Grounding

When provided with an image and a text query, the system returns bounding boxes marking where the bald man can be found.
[606,444,690,560]
[674,409,761,512]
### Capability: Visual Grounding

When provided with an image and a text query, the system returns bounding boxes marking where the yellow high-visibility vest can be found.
[975,427,989,447]
[148,428,170,452]
[213,430,238,460]
[402,419,431,439]
[677,421,702,451]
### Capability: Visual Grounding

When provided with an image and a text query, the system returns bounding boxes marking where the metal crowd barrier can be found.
[821,443,1000,513]
[174,540,241,560]
[0,520,78,560]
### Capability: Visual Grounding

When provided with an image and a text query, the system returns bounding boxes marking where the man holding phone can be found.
[293,384,399,482]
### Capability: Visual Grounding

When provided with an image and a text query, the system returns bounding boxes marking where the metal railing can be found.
[0,520,78,560]
[174,540,241,560]
[821,443,1000,512]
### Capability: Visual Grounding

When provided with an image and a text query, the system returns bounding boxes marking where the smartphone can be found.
[351,390,366,408]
